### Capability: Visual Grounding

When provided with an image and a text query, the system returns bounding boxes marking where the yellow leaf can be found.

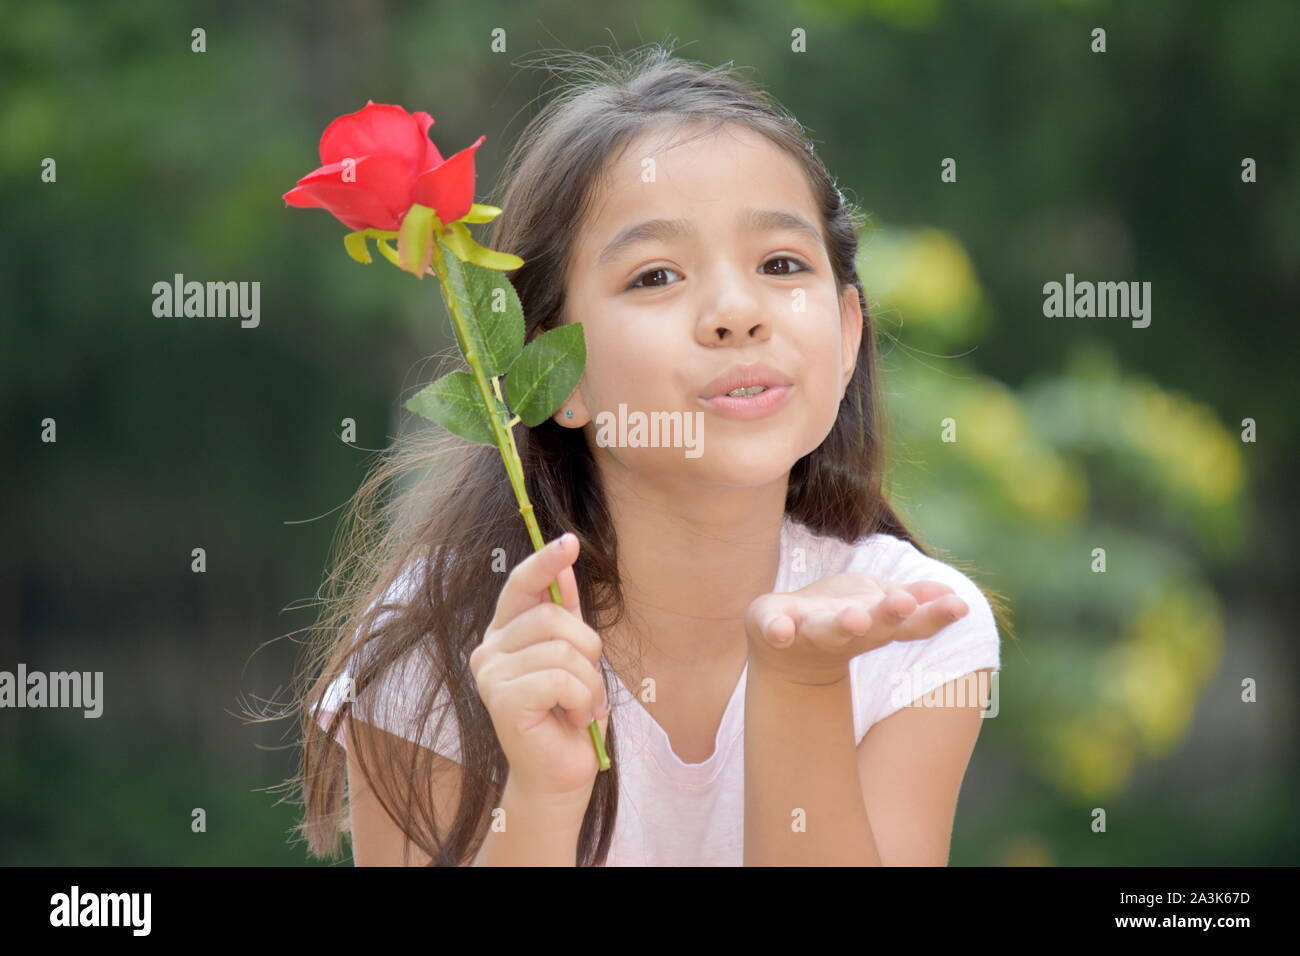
[375,239,401,268]
[462,203,503,224]
[343,231,372,264]
[397,203,437,277]
[444,220,524,271]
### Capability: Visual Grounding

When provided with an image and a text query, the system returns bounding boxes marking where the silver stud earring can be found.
[565,409,573,419]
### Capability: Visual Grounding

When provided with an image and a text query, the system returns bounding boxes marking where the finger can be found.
[796,604,871,645]
[901,580,955,605]
[549,702,611,732]
[891,594,970,643]
[531,535,583,614]
[754,602,798,646]
[505,667,602,731]
[496,639,608,720]
[495,601,604,667]
[492,533,579,630]
[872,587,919,627]
[561,681,614,729]
[555,562,582,621]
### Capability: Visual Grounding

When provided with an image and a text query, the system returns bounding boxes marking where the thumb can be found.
[754,602,796,647]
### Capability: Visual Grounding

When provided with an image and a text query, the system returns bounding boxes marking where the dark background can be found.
[2,0,1296,864]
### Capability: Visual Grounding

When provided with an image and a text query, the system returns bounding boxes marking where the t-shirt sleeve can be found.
[853,543,1001,734]
[315,563,464,763]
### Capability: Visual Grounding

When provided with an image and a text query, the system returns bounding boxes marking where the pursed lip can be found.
[698,361,794,399]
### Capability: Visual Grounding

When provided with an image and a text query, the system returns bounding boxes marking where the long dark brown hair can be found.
[277,40,1013,866]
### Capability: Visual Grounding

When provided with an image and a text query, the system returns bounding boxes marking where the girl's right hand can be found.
[469,532,610,808]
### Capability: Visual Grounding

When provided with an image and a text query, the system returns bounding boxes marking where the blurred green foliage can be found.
[861,226,1242,804]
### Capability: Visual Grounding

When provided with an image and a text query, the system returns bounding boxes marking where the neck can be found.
[597,462,787,669]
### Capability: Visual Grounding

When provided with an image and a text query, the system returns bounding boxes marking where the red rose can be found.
[283,101,485,232]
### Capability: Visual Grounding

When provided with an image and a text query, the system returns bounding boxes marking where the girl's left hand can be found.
[745,573,970,686]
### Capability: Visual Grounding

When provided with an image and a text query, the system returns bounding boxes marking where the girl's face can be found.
[559,121,863,490]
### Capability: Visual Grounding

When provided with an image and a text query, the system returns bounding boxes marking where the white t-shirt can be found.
[317,514,1002,866]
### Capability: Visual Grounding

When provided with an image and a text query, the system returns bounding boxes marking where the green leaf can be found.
[436,240,474,358]
[437,239,524,377]
[397,203,437,277]
[443,220,525,271]
[405,370,496,445]
[463,259,525,375]
[344,231,372,264]
[503,323,587,427]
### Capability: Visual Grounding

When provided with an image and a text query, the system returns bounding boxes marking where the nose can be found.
[695,263,772,345]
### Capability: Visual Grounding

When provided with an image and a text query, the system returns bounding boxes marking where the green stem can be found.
[429,241,610,772]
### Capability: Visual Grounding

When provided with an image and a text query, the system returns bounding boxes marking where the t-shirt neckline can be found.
[607,516,795,785]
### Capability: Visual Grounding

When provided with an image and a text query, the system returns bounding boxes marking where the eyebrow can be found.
[595,207,823,266]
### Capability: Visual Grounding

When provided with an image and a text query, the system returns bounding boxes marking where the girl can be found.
[291,43,1010,867]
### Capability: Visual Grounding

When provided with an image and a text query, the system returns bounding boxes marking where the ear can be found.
[552,386,591,427]
[839,284,864,398]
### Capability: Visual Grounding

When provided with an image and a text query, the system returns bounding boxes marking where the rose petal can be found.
[412,134,485,225]
[284,154,417,232]
[318,102,432,176]
[284,183,396,232]
[411,110,444,169]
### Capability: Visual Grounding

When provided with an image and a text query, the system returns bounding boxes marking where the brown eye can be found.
[629,267,682,290]
[762,257,810,276]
